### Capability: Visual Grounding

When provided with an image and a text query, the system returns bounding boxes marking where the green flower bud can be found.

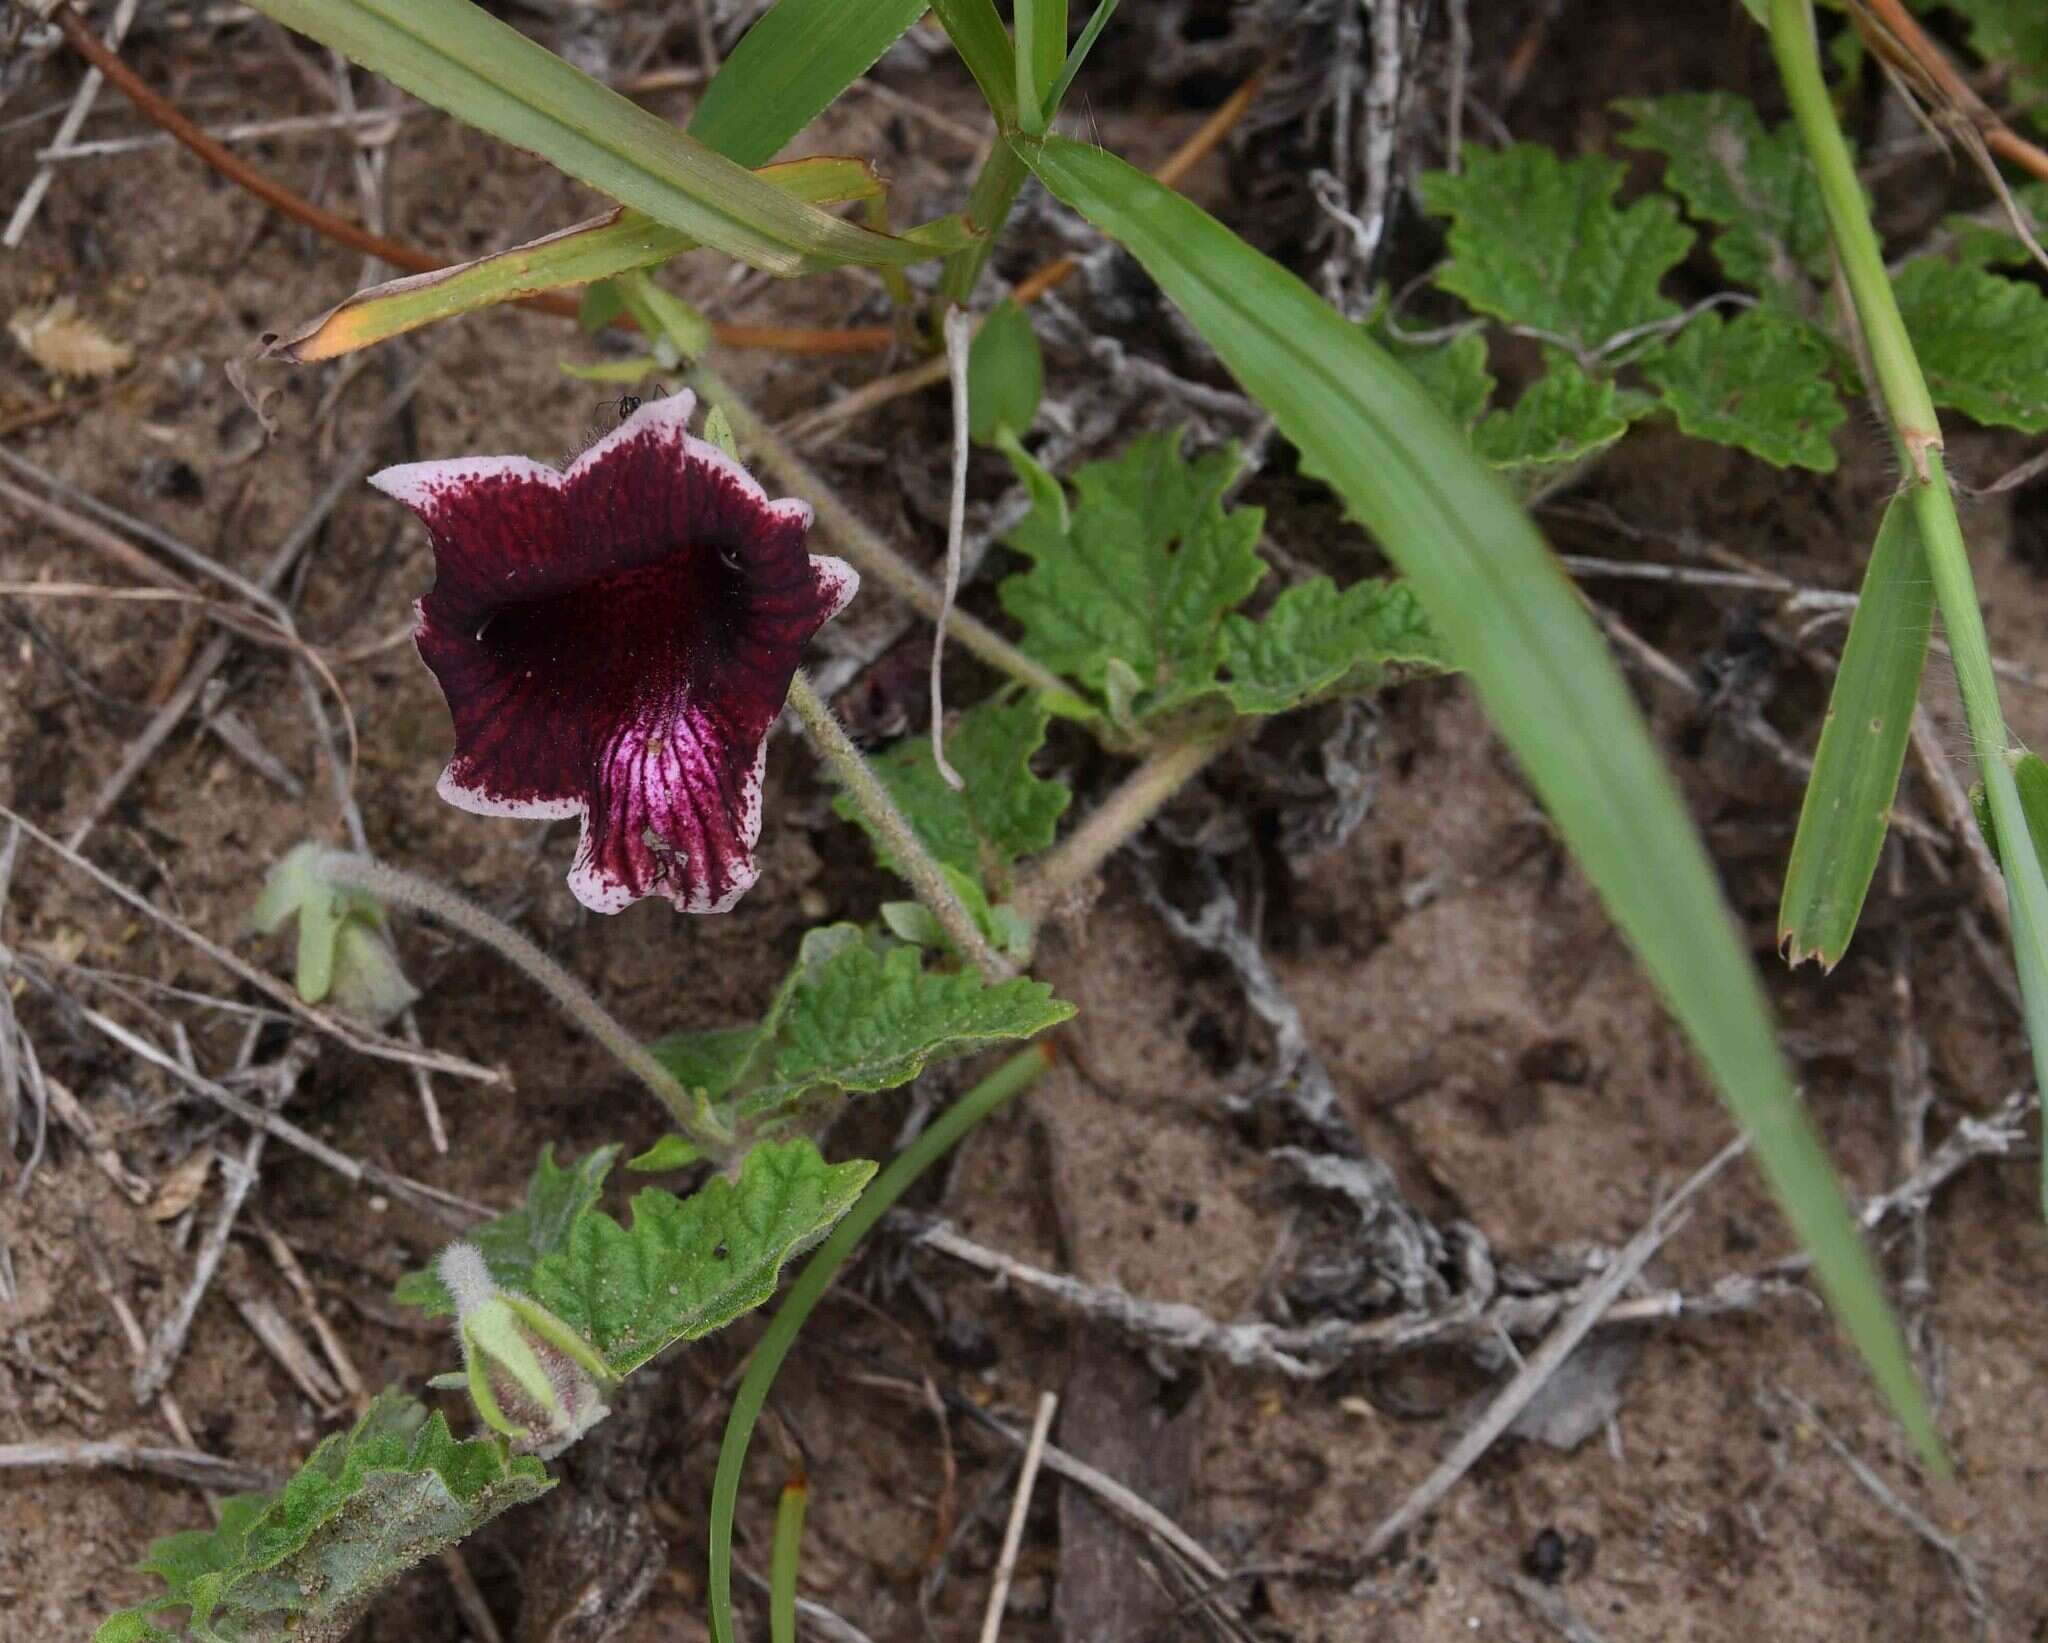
[250,843,418,1025]
[436,1243,614,1457]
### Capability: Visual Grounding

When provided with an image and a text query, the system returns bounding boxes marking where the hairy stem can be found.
[313,850,733,1156]
[686,363,1081,709]
[784,672,1010,982]
[1012,724,1232,928]
[1772,0,2048,1211]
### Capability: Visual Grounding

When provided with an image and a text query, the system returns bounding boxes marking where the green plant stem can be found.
[784,671,1010,981]
[312,850,734,1158]
[707,1042,1056,1643]
[769,1477,806,1643]
[686,363,1077,708]
[1011,723,1233,928]
[1770,0,2048,1201]
[942,137,1029,313]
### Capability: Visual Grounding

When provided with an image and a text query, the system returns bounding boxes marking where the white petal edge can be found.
[436,763,582,821]
[369,454,564,511]
[810,553,859,622]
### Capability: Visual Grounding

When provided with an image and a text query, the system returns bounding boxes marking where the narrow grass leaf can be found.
[1779,494,1932,967]
[268,160,883,362]
[1016,132,1935,1461]
[928,0,1019,123]
[688,0,929,167]
[245,0,961,274]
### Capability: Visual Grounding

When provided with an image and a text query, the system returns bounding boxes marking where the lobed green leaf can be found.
[1618,91,1831,293]
[837,695,1069,889]
[1216,578,1453,715]
[94,1394,550,1642]
[998,428,1265,719]
[1417,144,1694,355]
[1639,307,1845,470]
[650,925,1074,1122]
[397,1139,875,1375]
[1471,354,1633,469]
[1895,258,2048,433]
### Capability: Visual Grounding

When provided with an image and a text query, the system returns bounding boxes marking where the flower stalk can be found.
[684,363,1082,711]
[1011,723,1234,931]
[312,850,735,1157]
[783,672,1010,982]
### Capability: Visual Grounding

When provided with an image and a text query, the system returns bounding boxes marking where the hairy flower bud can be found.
[436,1243,614,1457]
[250,842,418,1025]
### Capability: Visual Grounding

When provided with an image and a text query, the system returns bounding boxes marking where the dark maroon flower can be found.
[372,391,856,915]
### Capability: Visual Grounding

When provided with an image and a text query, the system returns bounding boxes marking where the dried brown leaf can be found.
[8,298,134,379]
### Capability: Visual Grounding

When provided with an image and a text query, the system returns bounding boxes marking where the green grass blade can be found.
[1015,132,1939,1466]
[769,1477,807,1643]
[689,0,930,167]
[1768,0,2048,1221]
[265,160,883,361]
[1779,493,1933,967]
[929,0,1019,123]
[1014,0,1065,133]
[246,0,951,273]
[1044,0,1118,116]
[706,1045,1053,1643]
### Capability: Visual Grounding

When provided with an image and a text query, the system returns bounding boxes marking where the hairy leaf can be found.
[1943,181,2048,268]
[836,696,1069,889]
[394,1146,616,1310]
[998,428,1264,718]
[1418,145,1693,354]
[1639,307,1845,470]
[94,1394,550,1643]
[399,1139,873,1373]
[1376,323,1494,428]
[1217,578,1452,715]
[1471,354,1632,468]
[651,925,1073,1121]
[1895,258,2048,432]
[1618,91,1831,292]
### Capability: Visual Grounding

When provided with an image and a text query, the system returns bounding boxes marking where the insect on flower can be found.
[372,390,857,915]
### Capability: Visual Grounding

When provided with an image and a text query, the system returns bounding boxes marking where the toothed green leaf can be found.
[1943,182,2048,268]
[1639,307,1845,470]
[394,1145,618,1311]
[836,695,1069,892]
[397,1139,875,1374]
[1471,354,1632,469]
[1895,258,2048,432]
[650,926,1073,1124]
[1933,0,2048,130]
[1418,144,1693,354]
[1618,91,1831,294]
[1216,578,1453,715]
[998,427,1265,719]
[1375,324,1494,429]
[94,1394,550,1643]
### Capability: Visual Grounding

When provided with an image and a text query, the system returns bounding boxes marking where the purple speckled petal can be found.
[372,391,857,913]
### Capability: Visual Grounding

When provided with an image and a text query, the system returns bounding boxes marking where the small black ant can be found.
[614,393,642,423]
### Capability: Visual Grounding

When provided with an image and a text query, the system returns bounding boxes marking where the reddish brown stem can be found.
[1857,0,2048,184]
[50,5,895,357]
